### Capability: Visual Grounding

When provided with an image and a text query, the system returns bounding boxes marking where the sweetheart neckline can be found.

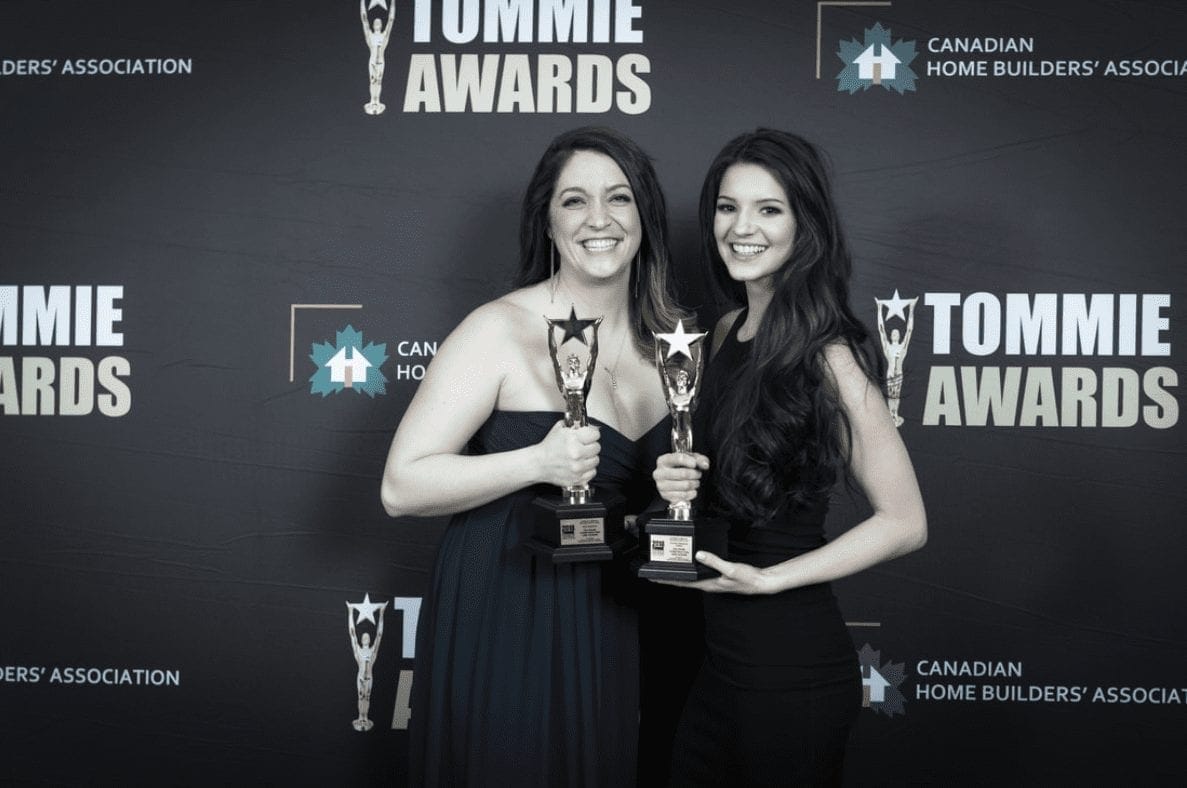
[491,409,668,444]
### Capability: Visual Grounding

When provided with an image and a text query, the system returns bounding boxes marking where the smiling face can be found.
[548,150,642,285]
[713,162,797,292]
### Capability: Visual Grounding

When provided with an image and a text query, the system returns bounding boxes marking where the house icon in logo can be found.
[862,663,891,705]
[327,346,374,389]
[856,643,907,716]
[309,324,389,398]
[836,23,919,94]
[855,44,901,85]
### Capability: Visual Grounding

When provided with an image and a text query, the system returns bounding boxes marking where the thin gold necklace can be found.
[602,327,629,390]
[553,274,629,389]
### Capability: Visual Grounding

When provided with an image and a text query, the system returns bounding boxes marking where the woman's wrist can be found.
[758,563,793,595]
[524,442,549,487]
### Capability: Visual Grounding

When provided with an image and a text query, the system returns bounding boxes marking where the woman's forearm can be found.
[760,509,927,593]
[381,445,543,518]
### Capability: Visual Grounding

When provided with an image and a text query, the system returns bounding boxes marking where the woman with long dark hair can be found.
[381,127,684,785]
[652,129,927,785]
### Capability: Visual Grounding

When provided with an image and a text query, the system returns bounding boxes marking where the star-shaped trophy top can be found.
[656,319,707,359]
[879,289,912,321]
[547,304,600,346]
[349,593,387,625]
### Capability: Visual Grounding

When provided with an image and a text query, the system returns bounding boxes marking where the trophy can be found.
[527,305,627,562]
[360,0,395,115]
[346,594,387,732]
[637,320,727,581]
[875,291,918,428]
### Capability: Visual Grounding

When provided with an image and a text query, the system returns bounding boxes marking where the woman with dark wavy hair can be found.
[382,127,683,785]
[652,129,927,786]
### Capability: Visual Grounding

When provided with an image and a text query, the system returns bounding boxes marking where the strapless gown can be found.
[409,410,668,787]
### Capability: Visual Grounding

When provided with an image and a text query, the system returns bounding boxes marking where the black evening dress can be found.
[409,410,668,787]
[668,312,862,787]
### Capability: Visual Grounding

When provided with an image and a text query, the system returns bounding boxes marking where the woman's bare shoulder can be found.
[449,287,543,346]
[821,341,878,405]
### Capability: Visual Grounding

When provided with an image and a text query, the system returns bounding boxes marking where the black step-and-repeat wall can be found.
[2,1,1184,784]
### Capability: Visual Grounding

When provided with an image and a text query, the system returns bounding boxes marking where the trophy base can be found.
[527,490,626,563]
[636,560,720,582]
[524,531,640,562]
[351,717,373,732]
[635,513,727,581]
[364,101,386,115]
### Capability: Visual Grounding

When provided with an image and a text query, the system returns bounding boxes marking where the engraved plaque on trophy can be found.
[527,306,627,562]
[637,320,726,581]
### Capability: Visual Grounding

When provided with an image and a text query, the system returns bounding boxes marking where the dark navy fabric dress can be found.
[668,313,862,787]
[408,410,668,787]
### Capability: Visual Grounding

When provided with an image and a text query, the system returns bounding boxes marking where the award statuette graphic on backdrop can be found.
[347,595,387,732]
[528,306,627,561]
[875,290,918,427]
[360,0,395,115]
[637,320,726,580]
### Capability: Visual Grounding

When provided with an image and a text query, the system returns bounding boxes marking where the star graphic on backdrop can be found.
[656,320,707,359]
[880,289,911,321]
[547,304,600,346]
[350,593,386,625]
[368,0,388,10]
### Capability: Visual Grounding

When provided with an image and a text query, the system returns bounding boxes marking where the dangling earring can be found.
[549,242,558,304]
[632,255,640,300]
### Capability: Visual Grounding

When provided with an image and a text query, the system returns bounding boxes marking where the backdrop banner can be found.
[1,1,1183,784]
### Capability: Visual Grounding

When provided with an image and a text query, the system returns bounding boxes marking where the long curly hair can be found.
[513,126,685,357]
[700,129,880,521]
